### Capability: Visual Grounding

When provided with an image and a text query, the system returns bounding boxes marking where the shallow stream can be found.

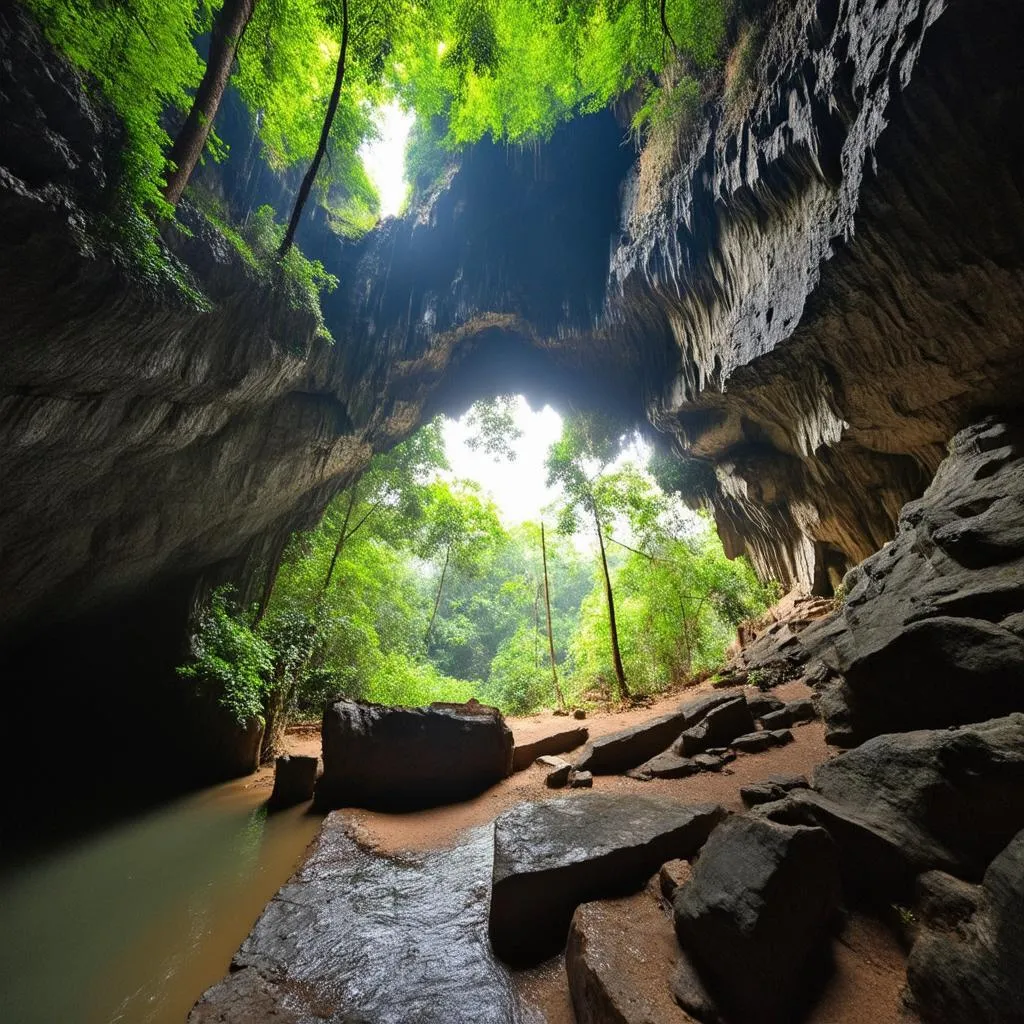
[0,776,321,1024]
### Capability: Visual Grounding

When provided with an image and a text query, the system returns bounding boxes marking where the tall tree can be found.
[541,522,565,710]
[164,0,256,205]
[546,412,635,701]
[279,0,349,254]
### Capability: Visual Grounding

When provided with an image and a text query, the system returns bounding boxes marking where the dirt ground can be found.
[267,682,918,1023]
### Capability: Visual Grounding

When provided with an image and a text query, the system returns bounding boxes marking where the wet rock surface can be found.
[566,898,693,1024]
[316,699,513,810]
[673,816,842,1023]
[490,795,726,965]
[513,726,589,771]
[907,829,1024,1023]
[189,815,527,1024]
[762,715,1024,898]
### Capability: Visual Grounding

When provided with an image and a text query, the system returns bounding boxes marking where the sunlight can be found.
[360,101,414,219]
[442,397,563,524]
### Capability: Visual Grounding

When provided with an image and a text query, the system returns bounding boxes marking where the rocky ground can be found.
[193,680,923,1023]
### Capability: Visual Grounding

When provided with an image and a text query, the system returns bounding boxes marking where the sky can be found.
[359,102,414,219]
[439,396,653,537]
[441,397,565,524]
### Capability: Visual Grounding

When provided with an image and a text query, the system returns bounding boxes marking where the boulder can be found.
[786,698,817,723]
[674,697,755,756]
[539,756,572,788]
[730,729,793,753]
[670,956,724,1024]
[315,699,513,810]
[740,774,809,807]
[573,692,740,774]
[673,816,841,1022]
[189,817,526,1023]
[569,769,593,788]
[512,726,589,771]
[490,795,726,964]
[658,859,692,900]
[760,715,1024,898]
[745,693,785,719]
[759,707,793,729]
[268,754,318,809]
[627,751,700,780]
[907,830,1024,1023]
[574,708,587,720]
[566,899,696,1024]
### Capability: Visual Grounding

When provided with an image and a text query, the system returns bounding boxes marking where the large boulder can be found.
[189,817,527,1023]
[566,899,698,1024]
[573,692,741,774]
[673,816,841,1022]
[794,421,1024,745]
[674,697,755,756]
[907,830,1024,1023]
[315,699,513,810]
[512,725,588,771]
[760,715,1024,898]
[490,795,726,964]
[268,754,318,809]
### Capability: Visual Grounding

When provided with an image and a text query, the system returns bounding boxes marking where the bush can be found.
[178,587,274,725]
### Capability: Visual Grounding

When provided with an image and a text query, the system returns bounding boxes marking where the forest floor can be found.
[249,681,918,1023]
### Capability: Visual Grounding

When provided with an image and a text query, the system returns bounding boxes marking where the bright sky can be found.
[442,397,565,524]
[440,396,653,539]
[359,102,414,219]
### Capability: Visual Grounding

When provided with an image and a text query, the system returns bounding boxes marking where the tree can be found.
[164,0,257,205]
[279,0,349,254]
[545,412,635,701]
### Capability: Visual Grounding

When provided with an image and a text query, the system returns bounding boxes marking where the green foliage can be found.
[464,396,524,462]
[177,586,274,725]
[193,195,338,341]
[22,0,206,215]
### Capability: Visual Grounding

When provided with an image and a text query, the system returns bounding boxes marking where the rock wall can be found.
[1,0,1023,800]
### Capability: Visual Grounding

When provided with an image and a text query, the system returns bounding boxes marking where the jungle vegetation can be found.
[23,0,732,267]
[179,403,773,747]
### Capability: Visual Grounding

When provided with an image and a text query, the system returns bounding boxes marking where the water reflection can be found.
[0,778,320,1024]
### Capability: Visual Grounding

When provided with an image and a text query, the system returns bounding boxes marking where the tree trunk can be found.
[163,0,255,206]
[320,486,358,601]
[533,584,540,670]
[541,522,565,710]
[425,544,450,643]
[594,509,630,701]
[279,0,349,255]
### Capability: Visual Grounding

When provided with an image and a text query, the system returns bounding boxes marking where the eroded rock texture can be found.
[617,0,1024,590]
[189,816,527,1024]
[907,832,1024,1023]
[742,418,1024,745]
[3,0,1024,800]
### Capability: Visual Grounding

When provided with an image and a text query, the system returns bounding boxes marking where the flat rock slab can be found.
[490,795,726,965]
[730,729,793,754]
[315,698,513,810]
[574,691,742,774]
[189,814,526,1024]
[513,725,589,771]
[567,898,696,1024]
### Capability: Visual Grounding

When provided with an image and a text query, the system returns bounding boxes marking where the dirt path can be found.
[266,684,917,1023]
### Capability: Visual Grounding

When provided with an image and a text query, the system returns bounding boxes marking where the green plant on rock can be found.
[178,585,274,725]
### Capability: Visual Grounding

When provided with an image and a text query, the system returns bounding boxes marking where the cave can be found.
[2,0,1024,1020]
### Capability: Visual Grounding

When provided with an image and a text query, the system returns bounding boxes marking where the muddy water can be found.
[0,777,322,1024]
